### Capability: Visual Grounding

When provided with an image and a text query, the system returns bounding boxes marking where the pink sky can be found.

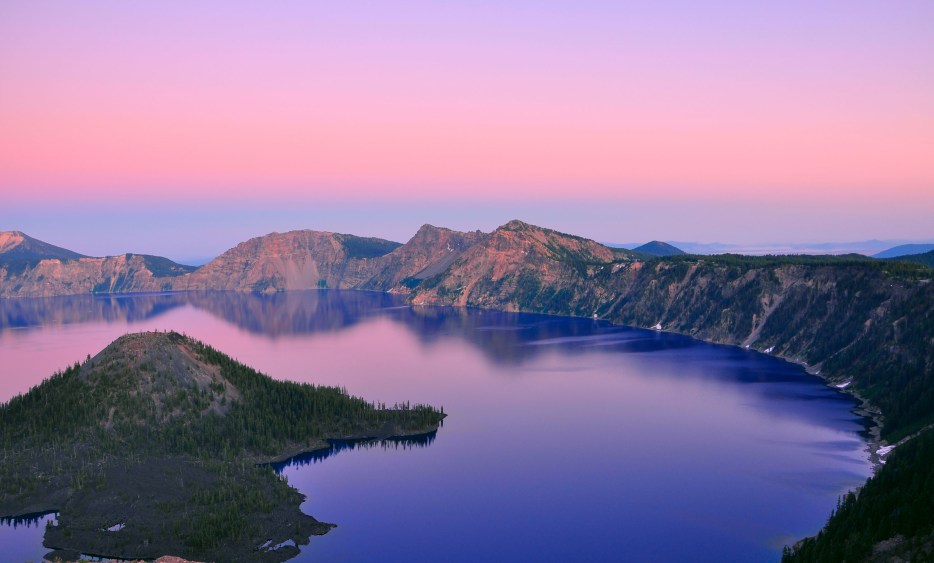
[0,1,932,254]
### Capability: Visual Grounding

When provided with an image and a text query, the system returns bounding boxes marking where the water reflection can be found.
[0,511,56,529]
[0,292,188,329]
[272,433,439,471]
[1,290,682,365]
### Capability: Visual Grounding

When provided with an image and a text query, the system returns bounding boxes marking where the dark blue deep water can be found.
[0,291,872,562]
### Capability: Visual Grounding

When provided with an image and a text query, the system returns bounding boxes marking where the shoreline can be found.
[257,423,445,466]
[414,298,892,471]
[791,359,888,470]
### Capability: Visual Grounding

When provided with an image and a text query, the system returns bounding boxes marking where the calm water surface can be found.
[0,291,872,562]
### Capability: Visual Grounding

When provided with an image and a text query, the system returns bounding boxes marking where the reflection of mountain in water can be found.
[1,290,691,365]
[0,293,188,329]
[271,432,439,471]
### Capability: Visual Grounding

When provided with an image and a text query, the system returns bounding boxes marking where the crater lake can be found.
[0,290,872,562]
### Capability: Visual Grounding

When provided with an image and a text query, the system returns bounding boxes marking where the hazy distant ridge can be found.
[873,243,934,259]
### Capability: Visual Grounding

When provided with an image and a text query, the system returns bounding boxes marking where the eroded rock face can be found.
[0,231,25,254]
[0,226,493,296]
[359,224,489,292]
[0,255,174,298]
[174,230,363,293]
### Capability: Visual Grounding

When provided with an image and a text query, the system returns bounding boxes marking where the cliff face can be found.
[405,249,933,440]
[0,227,468,296]
[358,224,489,291]
[0,254,189,298]
[0,230,86,264]
[172,230,407,293]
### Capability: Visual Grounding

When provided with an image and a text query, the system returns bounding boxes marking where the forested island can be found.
[0,331,445,562]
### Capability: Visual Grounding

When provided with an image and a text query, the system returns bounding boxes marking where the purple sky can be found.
[1,1,932,260]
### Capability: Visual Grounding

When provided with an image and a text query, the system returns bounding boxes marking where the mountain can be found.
[0,231,199,297]
[874,243,934,259]
[175,230,400,293]
[0,230,86,272]
[0,251,196,298]
[175,225,492,294]
[357,224,488,291]
[0,331,444,562]
[404,220,635,311]
[661,240,934,256]
[631,240,685,256]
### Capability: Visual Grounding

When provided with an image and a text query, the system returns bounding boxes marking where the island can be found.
[0,331,445,562]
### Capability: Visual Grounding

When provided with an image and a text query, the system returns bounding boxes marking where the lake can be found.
[0,290,872,562]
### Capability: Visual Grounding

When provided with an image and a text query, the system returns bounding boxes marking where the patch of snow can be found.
[652,323,662,330]
[102,523,125,532]
[764,346,775,354]
[835,381,852,389]
[266,539,297,552]
[877,445,895,456]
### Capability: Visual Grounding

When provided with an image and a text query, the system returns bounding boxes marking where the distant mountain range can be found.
[610,239,934,256]
[873,243,934,259]
[2,220,933,560]
[631,241,686,257]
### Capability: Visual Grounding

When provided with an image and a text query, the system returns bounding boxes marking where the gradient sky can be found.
[1,1,932,260]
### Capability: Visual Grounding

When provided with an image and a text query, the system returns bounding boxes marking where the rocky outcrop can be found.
[0,230,86,264]
[0,254,193,298]
[358,224,488,291]
[173,226,487,294]
[172,230,389,293]
[406,220,634,311]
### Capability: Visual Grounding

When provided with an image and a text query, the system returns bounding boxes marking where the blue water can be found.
[0,291,872,561]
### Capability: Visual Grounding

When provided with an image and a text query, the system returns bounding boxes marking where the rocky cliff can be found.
[405,220,635,311]
[402,239,932,441]
[0,253,195,298]
[173,230,398,293]
[358,224,488,291]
